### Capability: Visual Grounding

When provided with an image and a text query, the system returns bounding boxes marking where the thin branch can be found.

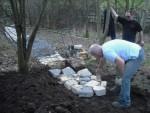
[26,0,47,61]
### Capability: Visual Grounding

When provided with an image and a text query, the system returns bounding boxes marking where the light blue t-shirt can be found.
[102,39,141,63]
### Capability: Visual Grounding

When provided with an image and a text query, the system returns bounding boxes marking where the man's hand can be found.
[137,31,144,47]
[110,7,118,20]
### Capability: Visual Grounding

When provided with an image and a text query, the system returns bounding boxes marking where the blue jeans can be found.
[119,48,144,106]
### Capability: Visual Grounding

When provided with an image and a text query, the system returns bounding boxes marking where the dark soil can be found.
[0,65,149,113]
[0,31,150,113]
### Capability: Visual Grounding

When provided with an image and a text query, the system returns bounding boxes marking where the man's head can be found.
[125,11,133,20]
[88,44,103,60]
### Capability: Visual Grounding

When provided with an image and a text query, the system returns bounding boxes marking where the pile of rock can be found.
[37,53,66,68]
[48,67,107,97]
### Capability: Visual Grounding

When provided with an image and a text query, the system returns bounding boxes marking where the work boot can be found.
[112,101,131,108]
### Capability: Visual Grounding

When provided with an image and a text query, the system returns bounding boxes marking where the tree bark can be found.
[26,0,47,62]
[100,0,110,44]
[9,0,47,73]
[125,0,129,11]
[96,0,101,43]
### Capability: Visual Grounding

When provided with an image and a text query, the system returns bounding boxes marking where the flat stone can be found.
[77,68,92,77]
[74,44,83,49]
[64,79,78,90]
[62,67,76,76]
[100,81,107,88]
[71,84,83,94]
[93,86,106,96]
[38,54,66,68]
[58,75,72,84]
[67,58,85,71]
[48,69,61,78]
[91,75,97,80]
[48,61,65,69]
[79,86,94,97]
[79,81,88,85]
[79,76,91,82]
[85,80,100,87]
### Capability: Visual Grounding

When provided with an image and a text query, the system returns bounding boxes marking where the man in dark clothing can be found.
[103,9,116,40]
[111,8,144,46]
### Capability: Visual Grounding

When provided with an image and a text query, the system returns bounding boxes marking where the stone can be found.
[79,86,94,97]
[64,80,78,90]
[79,81,88,85]
[48,69,61,78]
[79,76,91,82]
[85,80,100,87]
[74,44,83,49]
[79,51,88,60]
[75,77,80,82]
[58,75,72,84]
[67,58,85,70]
[71,85,83,94]
[100,81,107,88]
[48,61,65,69]
[72,74,78,77]
[93,86,106,96]
[62,67,76,77]
[38,54,66,68]
[77,68,92,77]
[91,75,97,80]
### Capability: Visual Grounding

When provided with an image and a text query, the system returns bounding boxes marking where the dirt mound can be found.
[0,33,149,113]
[0,66,149,113]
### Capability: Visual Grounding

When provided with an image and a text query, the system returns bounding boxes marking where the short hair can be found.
[88,44,101,55]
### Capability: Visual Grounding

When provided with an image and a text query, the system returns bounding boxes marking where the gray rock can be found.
[77,68,92,77]
[79,76,91,82]
[79,86,94,97]
[48,69,61,78]
[62,67,76,76]
[67,58,85,70]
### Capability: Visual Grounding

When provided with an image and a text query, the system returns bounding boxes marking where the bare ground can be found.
[0,30,150,113]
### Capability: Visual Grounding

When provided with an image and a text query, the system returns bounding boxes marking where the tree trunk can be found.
[84,0,89,38]
[96,0,101,43]
[125,0,129,11]
[100,0,110,44]
[10,0,47,74]
[131,0,135,9]
[26,0,47,62]
[115,0,118,12]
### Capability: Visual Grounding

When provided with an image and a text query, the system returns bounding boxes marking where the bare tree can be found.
[99,0,111,44]
[125,0,129,11]
[9,0,47,73]
[96,0,101,42]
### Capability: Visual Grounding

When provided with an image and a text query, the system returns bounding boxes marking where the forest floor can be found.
[0,30,150,113]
